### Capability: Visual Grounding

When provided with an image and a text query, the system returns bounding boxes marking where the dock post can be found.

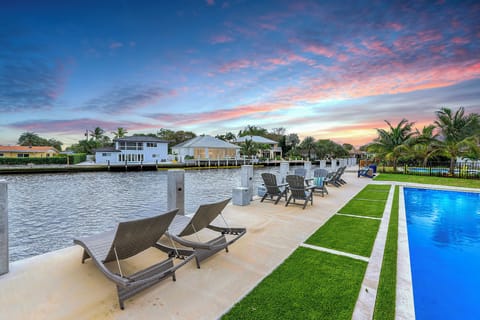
[168,169,185,215]
[241,165,254,201]
[280,161,289,183]
[0,180,8,275]
[304,161,312,179]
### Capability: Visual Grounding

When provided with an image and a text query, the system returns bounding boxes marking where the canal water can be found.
[2,166,292,261]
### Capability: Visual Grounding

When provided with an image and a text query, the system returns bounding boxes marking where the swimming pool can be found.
[404,188,480,319]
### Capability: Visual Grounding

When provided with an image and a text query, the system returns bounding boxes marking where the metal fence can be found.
[378,161,480,179]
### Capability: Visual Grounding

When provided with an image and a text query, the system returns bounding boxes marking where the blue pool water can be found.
[404,188,480,320]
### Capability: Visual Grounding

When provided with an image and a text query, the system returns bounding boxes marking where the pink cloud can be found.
[361,40,393,55]
[386,22,404,31]
[206,0,215,6]
[259,23,277,31]
[451,37,470,45]
[218,59,256,73]
[303,44,334,58]
[210,35,234,44]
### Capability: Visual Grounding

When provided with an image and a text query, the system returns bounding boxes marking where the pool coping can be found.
[395,182,480,320]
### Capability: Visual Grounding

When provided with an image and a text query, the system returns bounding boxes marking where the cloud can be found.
[206,0,215,6]
[210,34,234,44]
[109,41,124,49]
[0,59,66,112]
[8,118,154,135]
[82,85,175,114]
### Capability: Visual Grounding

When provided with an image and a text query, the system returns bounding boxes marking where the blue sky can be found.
[1,0,479,147]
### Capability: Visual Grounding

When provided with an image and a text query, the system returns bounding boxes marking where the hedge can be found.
[0,153,86,165]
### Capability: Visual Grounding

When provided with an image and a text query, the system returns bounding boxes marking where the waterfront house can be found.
[94,136,169,164]
[172,135,240,162]
[234,135,282,160]
[0,145,59,158]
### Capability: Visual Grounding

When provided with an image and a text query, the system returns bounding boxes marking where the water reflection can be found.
[2,167,290,261]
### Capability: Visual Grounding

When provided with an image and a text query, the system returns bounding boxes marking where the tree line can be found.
[367,107,480,174]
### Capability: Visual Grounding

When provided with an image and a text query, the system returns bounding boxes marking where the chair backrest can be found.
[286,175,308,200]
[294,168,307,177]
[314,168,328,178]
[104,209,178,262]
[178,198,231,237]
[261,173,283,195]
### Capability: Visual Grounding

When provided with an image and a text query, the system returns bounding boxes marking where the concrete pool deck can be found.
[0,171,371,319]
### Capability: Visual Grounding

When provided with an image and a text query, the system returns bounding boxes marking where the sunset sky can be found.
[1,0,479,148]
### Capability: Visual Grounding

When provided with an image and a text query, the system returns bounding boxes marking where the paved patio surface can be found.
[0,171,370,320]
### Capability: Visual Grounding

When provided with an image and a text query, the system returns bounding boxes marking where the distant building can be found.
[234,135,282,160]
[94,136,169,164]
[0,146,59,158]
[172,135,240,162]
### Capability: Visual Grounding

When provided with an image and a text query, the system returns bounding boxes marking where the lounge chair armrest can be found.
[207,225,247,236]
[168,234,219,250]
[306,185,315,191]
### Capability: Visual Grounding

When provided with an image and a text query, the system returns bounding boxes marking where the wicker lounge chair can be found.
[313,168,329,196]
[285,175,314,209]
[260,172,288,204]
[73,209,195,309]
[156,198,246,268]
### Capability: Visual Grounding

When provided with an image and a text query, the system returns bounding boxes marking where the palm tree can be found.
[398,125,439,166]
[238,125,268,137]
[368,119,415,172]
[240,139,259,158]
[112,127,128,139]
[434,107,480,173]
[90,127,105,141]
[300,136,316,160]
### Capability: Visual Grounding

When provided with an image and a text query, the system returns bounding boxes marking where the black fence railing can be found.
[378,161,480,179]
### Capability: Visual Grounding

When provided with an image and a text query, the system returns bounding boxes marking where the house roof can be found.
[234,135,278,145]
[94,147,120,153]
[0,146,59,153]
[114,136,168,143]
[172,135,240,149]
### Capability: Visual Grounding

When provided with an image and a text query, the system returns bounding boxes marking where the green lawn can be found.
[373,186,399,320]
[223,248,367,320]
[338,199,386,218]
[305,215,381,257]
[374,173,480,188]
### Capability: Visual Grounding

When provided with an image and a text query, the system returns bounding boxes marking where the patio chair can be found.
[73,209,195,309]
[312,168,329,196]
[260,172,289,204]
[156,198,246,268]
[294,168,314,186]
[285,175,315,209]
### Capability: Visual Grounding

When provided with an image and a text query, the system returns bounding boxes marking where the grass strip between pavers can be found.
[222,247,367,320]
[305,215,381,257]
[338,199,386,218]
[373,186,399,320]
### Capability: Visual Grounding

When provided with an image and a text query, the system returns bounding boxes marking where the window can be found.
[102,153,111,156]
[0,154,3,157]
[118,154,121,161]
[146,142,157,148]
[17,153,29,158]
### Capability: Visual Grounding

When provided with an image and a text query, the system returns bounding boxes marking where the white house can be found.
[234,135,282,159]
[171,135,240,162]
[95,136,169,164]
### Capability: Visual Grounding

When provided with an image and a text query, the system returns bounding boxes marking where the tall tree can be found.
[240,139,259,158]
[90,127,106,140]
[434,107,480,173]
[368,119,415,171]
[238,125,268,137]
[112,127,128,139]
[300,136,316,160]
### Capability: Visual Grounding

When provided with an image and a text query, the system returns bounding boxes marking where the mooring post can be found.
[0,180,8,275]
[241,165,254,201]
[304,161,312,179]
[280,161,289,183]
[167,169,185,215]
